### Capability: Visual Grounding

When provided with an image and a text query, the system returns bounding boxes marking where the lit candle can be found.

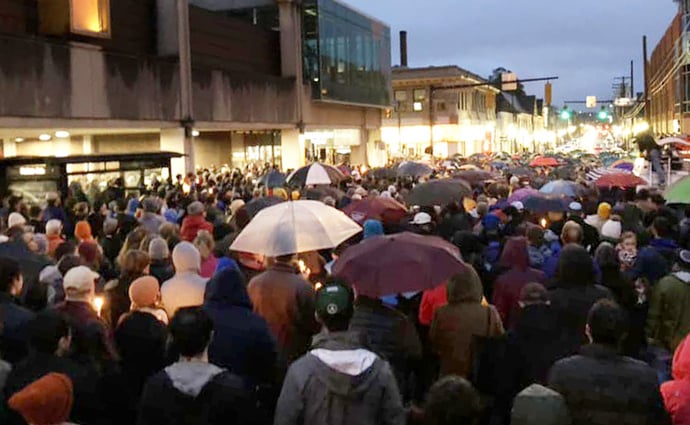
[314,282,323,291]
[540,218,547,229]
[93,296,104,317]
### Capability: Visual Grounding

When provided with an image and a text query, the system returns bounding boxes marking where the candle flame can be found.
[94,296,104,317]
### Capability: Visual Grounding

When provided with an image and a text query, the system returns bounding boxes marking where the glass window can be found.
[394,90,408,101]
[413,89,426,101]
[71,0,110,38]
[413,102,423,112]
[303,0,391,107]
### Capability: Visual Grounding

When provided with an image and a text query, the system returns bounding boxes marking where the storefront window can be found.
[71,0,110,38]
[303,0,391,107]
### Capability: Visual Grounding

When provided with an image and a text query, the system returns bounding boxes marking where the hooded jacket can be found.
[180,215,213,242]
[647,271,690,352]
[492,237,546,329]
[662,336,690,425]
[430,267,504,377]
[161,242,209,317]
[203,269,276,384]
[274,331,404,425]
[0,293,34,365]
[137,361,252,425]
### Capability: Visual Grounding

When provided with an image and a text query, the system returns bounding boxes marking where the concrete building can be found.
[382,66,499,159]
[648,0,688,134]
[0,0,391,180]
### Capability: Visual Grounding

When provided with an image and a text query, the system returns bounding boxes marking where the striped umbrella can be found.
[287,163,345,187]
[586,167,632,181]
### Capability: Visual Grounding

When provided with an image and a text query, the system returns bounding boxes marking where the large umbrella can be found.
[287,163,344,187]
[333,232,467,298]
[453,170,494,185]
[242,196,285,218]
[664,175,690,204]
[256,170,286,188]
[397,161,433,178]
[507,188,539,204]
[595,173,647,189]
[539,180,578,198]
[529,156,559,167]
[342,197,407,225]
[523,195,568,213]
[406,179,472,207]
[230,200,361,257]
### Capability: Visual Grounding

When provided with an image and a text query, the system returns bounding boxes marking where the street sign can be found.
[501,73,518,91]
[544,82,552,106]
[614,98,633,107]
[586,96,597,108]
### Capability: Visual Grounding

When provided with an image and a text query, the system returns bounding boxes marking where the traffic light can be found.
[597,107,608,121]
[560,107,572,121]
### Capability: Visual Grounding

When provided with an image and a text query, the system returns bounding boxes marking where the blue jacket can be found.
[203,268,276,385]
[542,248,603,286]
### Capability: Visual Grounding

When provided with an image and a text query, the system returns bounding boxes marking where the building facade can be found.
[0,0,391,179]
[382,66,499,159]
[648,0,689,134]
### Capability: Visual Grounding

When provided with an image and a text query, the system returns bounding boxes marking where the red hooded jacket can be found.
[662,336,690,425]
[180,214,213,242]
[492,237,546,329]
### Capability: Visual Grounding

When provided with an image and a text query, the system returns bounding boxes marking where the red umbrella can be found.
[529,156,559,167]
[595,173,647,189]
[341,197,407,225]
[333,232,467,297]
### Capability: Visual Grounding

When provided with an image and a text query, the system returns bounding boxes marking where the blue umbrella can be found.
[539,180,578,198]
[523,195,568,213]
[257,170,286,188]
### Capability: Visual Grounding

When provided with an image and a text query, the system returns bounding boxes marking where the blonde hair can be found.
[117,227,147,267]
[193,230,214,261]
[561,221,583,245]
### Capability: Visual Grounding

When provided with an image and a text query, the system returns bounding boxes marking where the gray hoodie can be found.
[274,331,404,425]
[165,361,224,397]
[512,384,571,425]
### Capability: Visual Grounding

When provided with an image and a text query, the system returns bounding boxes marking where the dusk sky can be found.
[347,0,678,108]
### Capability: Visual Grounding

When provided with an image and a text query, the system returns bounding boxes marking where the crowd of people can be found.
[0,163,688,425]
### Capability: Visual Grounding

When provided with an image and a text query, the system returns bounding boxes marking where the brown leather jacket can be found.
[247,262,319,367]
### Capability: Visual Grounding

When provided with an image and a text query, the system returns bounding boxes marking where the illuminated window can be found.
[413,102,423,112]
[71,0,110,38]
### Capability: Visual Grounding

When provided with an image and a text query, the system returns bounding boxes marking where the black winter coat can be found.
[0,293,34,364]
[137,363,253,425]
[548,344,669,425]
[4,353,105,425]
[548,283,612,357]
[149,260,175,285]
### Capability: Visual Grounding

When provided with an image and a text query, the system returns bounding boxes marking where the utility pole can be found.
[643,35,650,123]
[177,0,195,173]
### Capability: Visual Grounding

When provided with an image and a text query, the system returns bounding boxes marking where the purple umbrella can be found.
[333,232,467,298]
[612,162,634,171]
[523,195,568,213]
[507,188,539,204]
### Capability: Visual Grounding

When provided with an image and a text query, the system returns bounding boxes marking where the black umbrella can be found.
[397,161,433,178]
[256,170,286,188]
[406,179,472,207]
[370,167,398,180]
[523,195,568,213]
[242,196,285,218]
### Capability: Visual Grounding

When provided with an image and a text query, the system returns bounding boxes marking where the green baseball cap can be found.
[315,283,352,317]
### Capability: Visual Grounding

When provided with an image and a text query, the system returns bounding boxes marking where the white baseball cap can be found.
[63,266,99,294]
[7,213,26,229]
[511,201,525,212]
[412,212,432,225]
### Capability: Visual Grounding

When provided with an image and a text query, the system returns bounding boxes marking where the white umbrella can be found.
[286,163,344,187]
[230,200,361,257]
